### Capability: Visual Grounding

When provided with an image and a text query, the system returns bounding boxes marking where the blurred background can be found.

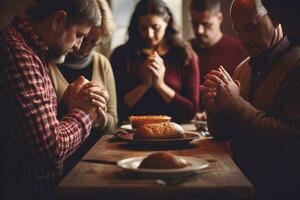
[0,0,235,55]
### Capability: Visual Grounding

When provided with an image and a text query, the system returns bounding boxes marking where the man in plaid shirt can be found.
[0,0,107,199]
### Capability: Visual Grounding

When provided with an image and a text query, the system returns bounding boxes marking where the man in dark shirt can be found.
[0,0,107,200]
[202,0,300,199]
[189,0,248,120]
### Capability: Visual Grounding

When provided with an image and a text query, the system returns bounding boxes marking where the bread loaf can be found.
[134,122,184,139]
[129,115,171,129]
[139,152,188,169]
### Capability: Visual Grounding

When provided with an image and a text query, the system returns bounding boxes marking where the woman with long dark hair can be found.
[111,0,199,123]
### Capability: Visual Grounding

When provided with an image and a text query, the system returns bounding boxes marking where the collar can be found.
[12,16,49,62]
[249,36,290,73]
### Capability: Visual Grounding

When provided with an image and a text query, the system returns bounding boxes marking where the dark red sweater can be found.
[191,34,248,83]
[111,44,199,122]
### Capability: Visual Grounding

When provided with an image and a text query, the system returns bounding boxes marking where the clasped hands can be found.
[140,51,166,89]
[63,76,109,122]
[201,66,240,114]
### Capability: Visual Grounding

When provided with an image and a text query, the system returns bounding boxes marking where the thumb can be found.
[73,76,88,98]
[234,80,241,88]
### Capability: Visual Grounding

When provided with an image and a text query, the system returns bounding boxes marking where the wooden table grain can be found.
[58,127,254,200]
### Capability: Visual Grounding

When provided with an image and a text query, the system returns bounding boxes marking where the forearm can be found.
[125,83,151,107]
[154,82,175,103]
[93,112,118,133]
[222,95,300,149]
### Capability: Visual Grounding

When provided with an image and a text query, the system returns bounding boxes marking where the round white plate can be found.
[117,156,209,178]
[120,124,134,131]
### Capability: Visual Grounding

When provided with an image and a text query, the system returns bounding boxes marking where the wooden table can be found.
[57,125,254,200]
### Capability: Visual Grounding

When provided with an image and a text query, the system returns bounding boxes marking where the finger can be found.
[234,80,241,88]
[97,107,106,118]
[153,53,164,65]
[91,99,107,112]
[149,62,160,70]
[202,91,217,101]
[85,93,107,105]
[205,74,223,85]
[82,81,101,90]
[219,66,233,81]
[82,87,109,102]
[201,85,216,94]
[148,66,159,78]
[151,62,164,74]
[73,76,88,98]
[203,79,219,88]
[93,89,109,101]
[204,70,221,79]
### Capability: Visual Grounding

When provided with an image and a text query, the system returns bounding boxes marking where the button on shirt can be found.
[0,16,93,192]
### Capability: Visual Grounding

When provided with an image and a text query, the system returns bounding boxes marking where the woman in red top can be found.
[111,0,199,123]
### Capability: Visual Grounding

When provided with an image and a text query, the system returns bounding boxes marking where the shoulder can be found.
[220,34,244,48]
[0,25,40,63]
[110,44,129,59]
[93,51,109,63]
[221,34,241,43]
[277,46,300,74]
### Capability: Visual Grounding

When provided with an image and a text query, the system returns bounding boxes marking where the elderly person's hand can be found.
[63,77,109,122]
[80,80,109,120]
[205,66,240,110]
[201,83,220,114]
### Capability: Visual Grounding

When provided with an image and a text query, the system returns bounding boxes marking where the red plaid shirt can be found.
[0,16,93,191]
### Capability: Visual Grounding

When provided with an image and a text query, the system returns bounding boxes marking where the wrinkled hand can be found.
[147,52,166,88]
[201,83,220,114]
[63,77,109,122]
[80,81,109,120]
[204,66,240,110]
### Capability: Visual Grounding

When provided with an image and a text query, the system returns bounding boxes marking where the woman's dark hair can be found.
[25,0,101,26]
[126,0,191,65]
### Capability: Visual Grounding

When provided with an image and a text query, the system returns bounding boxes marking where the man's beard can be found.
[54,55,66,64]
[48,46,69,64]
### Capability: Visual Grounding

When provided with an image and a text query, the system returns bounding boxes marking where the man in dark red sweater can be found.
[189,0,248,120]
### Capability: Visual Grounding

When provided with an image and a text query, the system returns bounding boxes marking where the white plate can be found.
[117,156,209,178]
[120,124,134,131]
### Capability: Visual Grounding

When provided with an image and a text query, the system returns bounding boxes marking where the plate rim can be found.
[117,131,200,143]
[117,156,209,174]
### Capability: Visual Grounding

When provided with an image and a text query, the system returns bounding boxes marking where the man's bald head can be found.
[230,0,267,19]
[229,0,282,57]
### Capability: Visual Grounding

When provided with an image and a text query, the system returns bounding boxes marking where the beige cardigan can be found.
[49,52,118,133]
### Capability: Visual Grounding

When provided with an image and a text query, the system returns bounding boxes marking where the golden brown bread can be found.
[139,152,189,169]
[134,122,184,139]
[129,115,171,129]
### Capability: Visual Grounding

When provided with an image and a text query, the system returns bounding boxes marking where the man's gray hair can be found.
[26,0,101,26]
